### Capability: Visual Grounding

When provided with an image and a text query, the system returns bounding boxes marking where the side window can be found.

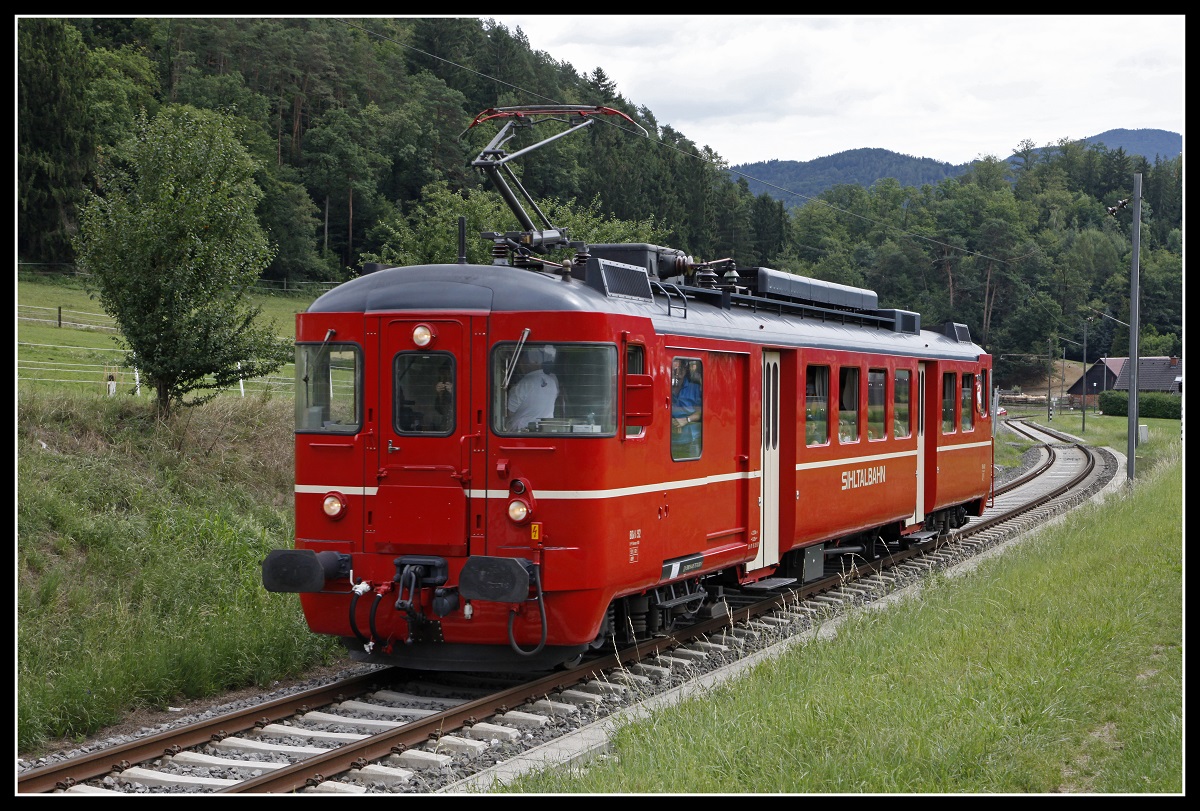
[961,373,975,431]
[838,366,859,443]
[867,369,887,440]
[394,353,455,435]
[295,343,361,433]
[977,370,989,417]
[942,372,957,433]
[805,365,829,446]
[670,357,703,460]
[626,345,645,438]
[894,369,912,438]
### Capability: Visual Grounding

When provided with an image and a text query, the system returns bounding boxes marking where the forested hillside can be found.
[733,149,966,208]
[731,128,1182,209]
[17,17,1182,383]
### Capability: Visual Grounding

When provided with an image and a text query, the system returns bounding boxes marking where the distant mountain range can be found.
[730,128,1182,209]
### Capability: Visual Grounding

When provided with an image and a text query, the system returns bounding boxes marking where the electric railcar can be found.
[262,107,995,671]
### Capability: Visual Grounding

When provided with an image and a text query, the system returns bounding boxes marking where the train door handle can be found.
[387,439,400,453]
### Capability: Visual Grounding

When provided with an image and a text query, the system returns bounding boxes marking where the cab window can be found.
[394,353,455,435]
[295,343,360,433]
[626,345,646,438]
[492,342,617,436]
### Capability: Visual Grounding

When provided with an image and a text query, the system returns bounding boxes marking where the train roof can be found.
[307,261,986,362]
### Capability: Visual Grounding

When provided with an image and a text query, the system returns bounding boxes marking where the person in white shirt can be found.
[506,346,558,430]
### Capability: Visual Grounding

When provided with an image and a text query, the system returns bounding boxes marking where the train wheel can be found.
[558,652,585,669]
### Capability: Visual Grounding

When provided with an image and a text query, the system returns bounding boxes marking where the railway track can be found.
[18,429,1121,795]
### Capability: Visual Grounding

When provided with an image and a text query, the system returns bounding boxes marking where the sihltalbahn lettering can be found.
[841,465,886,490]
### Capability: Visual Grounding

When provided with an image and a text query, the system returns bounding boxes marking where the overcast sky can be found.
[491,15,1185,167]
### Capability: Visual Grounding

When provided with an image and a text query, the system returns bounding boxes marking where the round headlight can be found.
[323,492,347,519]
[412,324,434,347]
[507,499,530,522]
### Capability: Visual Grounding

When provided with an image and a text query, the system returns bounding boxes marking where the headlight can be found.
[412,324,435,347]
[322,492,348,520]
[507,499,530,523]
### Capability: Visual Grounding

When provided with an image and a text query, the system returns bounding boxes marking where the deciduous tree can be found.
[73,105,289,417]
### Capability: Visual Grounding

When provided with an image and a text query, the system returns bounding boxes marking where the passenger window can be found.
[961,373,975,431]
[977,370,989,417]
[942,372,957,433]
[839,367,859,442]
[894,369,912,438]
[867,369,886,440]
[805,365,829,446]
[670,357,703,460]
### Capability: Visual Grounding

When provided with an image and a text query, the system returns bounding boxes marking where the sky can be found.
[491,15,1185,167]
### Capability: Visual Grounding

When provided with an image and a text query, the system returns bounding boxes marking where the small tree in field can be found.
[74,105,290,417]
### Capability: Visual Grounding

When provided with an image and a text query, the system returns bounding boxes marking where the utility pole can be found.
[1128,174,1142,482]
[1082,318,1088,433]
[1060,347,1066,405]
[1047,338,1053,422]
[1106,174,1142,483]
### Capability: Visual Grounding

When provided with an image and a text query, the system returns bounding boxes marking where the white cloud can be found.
[492,15,1185,166]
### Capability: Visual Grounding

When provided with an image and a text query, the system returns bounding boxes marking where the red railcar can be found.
[262,108,994,671]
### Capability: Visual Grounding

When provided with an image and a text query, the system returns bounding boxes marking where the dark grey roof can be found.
[1112,356,1183,393]
[306,262,986,362]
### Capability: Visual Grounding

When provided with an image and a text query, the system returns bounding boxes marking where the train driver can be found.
[506,346,559,431]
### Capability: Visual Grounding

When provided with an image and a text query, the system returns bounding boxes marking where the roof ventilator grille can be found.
[944,322,972,342]
[598,259,654,301]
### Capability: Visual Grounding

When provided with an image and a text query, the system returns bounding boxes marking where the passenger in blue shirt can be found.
[670,358,702,458]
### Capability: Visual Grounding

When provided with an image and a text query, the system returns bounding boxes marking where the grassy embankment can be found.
[17,277,340,754]
[500,417,1183,793]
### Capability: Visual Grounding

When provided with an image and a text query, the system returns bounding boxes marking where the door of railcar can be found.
[755,350,781,570]
[906,362,927,527]
[370,318,480,558]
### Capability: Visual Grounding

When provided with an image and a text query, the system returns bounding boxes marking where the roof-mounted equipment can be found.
[465,106,648,267]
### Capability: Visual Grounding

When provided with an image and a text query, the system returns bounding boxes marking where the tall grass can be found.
[17,391,339,753]
[501,443,1183,793]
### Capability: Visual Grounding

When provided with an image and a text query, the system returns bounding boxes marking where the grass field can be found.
[17,275,317,398]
